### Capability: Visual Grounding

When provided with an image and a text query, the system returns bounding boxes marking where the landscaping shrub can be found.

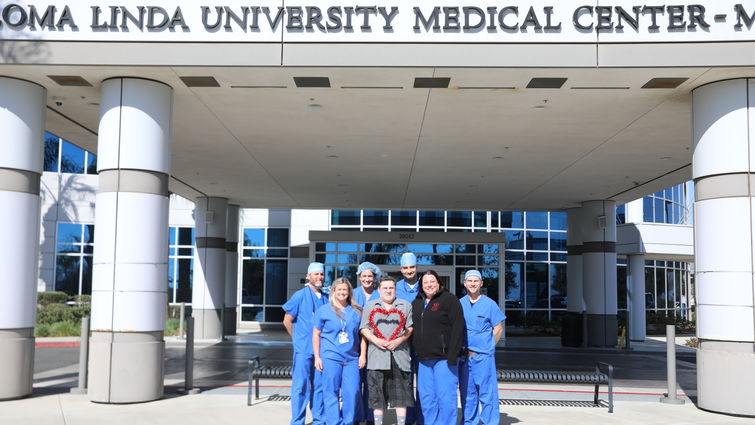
[35,324,51,337]
[165,318,182,336]
[37,291,69,306]
[37,303,69,325]
[49,321,80,337]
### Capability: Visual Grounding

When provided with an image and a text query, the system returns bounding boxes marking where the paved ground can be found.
[4,332,749,425]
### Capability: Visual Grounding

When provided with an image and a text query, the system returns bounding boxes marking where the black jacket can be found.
[411,288,465,365]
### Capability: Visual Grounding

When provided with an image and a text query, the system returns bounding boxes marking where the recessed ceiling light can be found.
[642,78,688,89]
[48,75,92,87]
[180,76,220,87]
[414,78,451,88]
[294,77,331,88]
[527,78,567,89]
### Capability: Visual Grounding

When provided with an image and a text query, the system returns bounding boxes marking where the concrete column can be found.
[562,207,584,347]
[581,200,618,347]
[90,78,172,403]
[627,254,646,342]
[192,197,228,340]
[223,204,240,336]
[0,77,45,400]
[692,78,755,416]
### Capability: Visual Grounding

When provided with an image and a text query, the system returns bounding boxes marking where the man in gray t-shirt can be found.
[360,277,414,425]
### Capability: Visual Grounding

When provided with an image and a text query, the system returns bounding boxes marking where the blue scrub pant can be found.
[355,368,374,422]
[459,353,500,425]
[407,351,424,424]
[321,358,360,425]
[417,359,459,425]
[291,353,324,425]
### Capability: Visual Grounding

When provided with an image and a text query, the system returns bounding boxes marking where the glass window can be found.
[617,266,627,309]
[176,258,193,303]
[433,244,453,254]
[643,197,654,222]
[268,228,289,247]
[44,134,59,172]
[616,205,625,224]
[549,264,567,309]
[55,256,80,295]
[500,212,523,229]
[178,227,195,246]
[550,212,566,230]
[391,210,416,226]
[506,251,524,261]
[57,223,81,243]
[549,232,566,251]
[526,263,549,308]
[264,260,288,304]
[332,210,360,226]
[406,243,434,253]
[363,210,388,226]
[267,248,288,258]
[447,211,472,227]
[84,225,95,244]
[81,257,93,295]
[490,212,499,228]
[60,140,85,174]
[480,244,499,254]
[455,244,476,254]
[645,266,655,309]
[656,267,666,308]
[503,230,524,250]
[505,262,524,309]
[242,259,264,304]
[474,211,487,228]
[526,252,548,261]
[526,212,548,229]
[665,201,674,224]
[654,198,664,223]
[243,228,265,247]
[264,307,285,322]
[550,252,567,262]
[86,152,98,175]
[479,255,499,266]
[480,268,500,303]
[526,231,549,251]
[241,306,263,322]
[455,255,476,266]
[420,211,445,226]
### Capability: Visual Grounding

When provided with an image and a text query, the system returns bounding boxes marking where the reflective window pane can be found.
[503,230,524,250]
[526,263,548,308]
[506,251,524,261]
[455,255,476,266]
[526,212,548,229]
[617,266,627,309]
[60,140,85,174]
[480,255,499,266]
[550,264,567,309]
[339,243,359,252]
[391,210,416,226]
[406,243,434,253]
[500,212,523,228]
[481,244,499,254]
[242,259,264,304]
[264,260,288,304]
[550,212,566,230]
[419,211,445,226]
[332,210,360,226]
[455,244,476,254]
[644,197,654,222]
[447,211,472,227]
[55,256,80,295]
[267,248,288,258]
[505,262,524,309]
[241,306,263,322]
[550,232,566,251]
[178,227,195,246]
[526,252,548,261]
[57,223,81,243]
[176,258,193,303]
[526,231,549,251]
[44,134,59,172]
[84,225,95,244]
[264,307,285,322]
[81,257,93,295]
[243,228,265,247]
[86,152,98,175]
[268,228,289,247]
[474,211,487,228]
[363,210,388,226]
[490,212,499,228]
[481,268,500,303]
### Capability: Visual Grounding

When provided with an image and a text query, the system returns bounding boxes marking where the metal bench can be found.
[497,362,614,413]
[248,357,613,413]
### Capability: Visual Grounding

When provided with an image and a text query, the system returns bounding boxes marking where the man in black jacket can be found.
[411,270,465,425]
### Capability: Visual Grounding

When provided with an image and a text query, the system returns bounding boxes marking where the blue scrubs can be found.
[418,359,459,425]
[396,278,423,424]
[459,295,506,425]
[314,304,362,425]
[282,286,328,425]
[352,288,377,423]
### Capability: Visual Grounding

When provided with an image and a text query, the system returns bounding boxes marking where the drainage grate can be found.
[499,399,605,408]
[267,394,291,402]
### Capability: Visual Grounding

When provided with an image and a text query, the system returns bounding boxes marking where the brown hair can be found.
[420,270,444,294]
[328,277,362,319]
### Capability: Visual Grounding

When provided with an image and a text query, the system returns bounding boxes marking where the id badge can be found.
[338,331,350,344]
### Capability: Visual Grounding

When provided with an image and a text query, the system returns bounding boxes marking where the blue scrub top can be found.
[460,295,506,355]
[282,285,328,355]
[396,278,420,303]
[353,287,379,308]
[314,304,361,362]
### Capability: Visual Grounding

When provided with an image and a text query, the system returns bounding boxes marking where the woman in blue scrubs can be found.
[313,277,365,425]
[352,262,381,424]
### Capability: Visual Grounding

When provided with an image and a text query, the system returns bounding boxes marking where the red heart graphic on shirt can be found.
[368,308,406,341]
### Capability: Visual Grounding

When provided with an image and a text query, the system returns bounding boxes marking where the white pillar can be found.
[0,77,45,400]
[692,78,755,416]
[562,207,584,346]
[192,197,228,340]
[89,78,172,403]
[627,254,646,342]
[224,205,240,336]
[581,200,618,347]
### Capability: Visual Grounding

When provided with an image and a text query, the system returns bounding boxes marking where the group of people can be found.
[282,252,506,425]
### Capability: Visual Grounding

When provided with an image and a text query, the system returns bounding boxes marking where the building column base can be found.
[698,340,755,417]
[194,308,222,340]
[88,331,164,404]
[223,307,237,336]
[560,312,584,347]
[586,314,618,347]
[0,328,34,400]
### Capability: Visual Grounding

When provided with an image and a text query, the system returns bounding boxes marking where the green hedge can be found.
[37,303,91,325]
[37,291,70,306]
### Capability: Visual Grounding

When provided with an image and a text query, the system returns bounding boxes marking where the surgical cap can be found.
[357,262,381,279]
[464,269,482,281]
[308,262,324,274]
[400,252,417,267]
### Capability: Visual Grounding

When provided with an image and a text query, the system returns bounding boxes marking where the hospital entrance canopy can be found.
[2,0,755,210]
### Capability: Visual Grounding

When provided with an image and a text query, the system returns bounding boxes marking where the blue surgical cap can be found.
[464,269,482,281]
[357,262,381,280]
[400,252,417,267]
[308,262,324,274]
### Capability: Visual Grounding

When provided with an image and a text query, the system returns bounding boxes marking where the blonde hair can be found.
[329,277,362,319]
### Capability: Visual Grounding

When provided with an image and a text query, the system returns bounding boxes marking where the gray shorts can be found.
[367,355,415,410]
